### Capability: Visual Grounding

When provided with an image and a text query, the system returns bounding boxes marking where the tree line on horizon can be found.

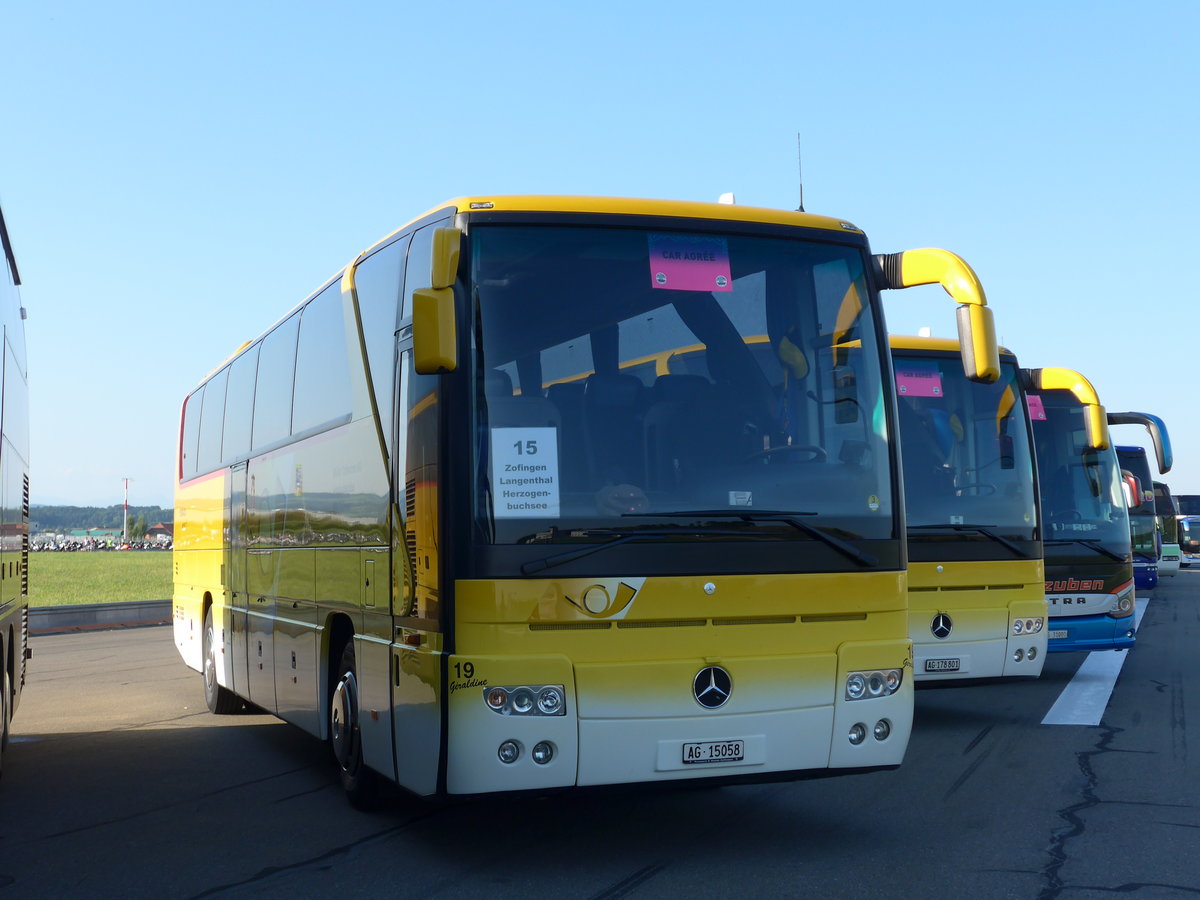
[30,505,173,533]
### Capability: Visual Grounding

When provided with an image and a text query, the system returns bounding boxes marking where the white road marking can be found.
[1041,594,1150,726]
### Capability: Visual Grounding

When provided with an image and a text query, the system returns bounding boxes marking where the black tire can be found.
[203,608,243,714]
[330,640,381,809]
[0,658,10,780]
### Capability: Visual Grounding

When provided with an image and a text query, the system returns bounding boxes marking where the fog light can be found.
[498,740,521,764]
[537,686,564,715]
[532,741,554,765]
[873,719,891,741]
[511,688,535,714]
[848,723,867,745]
[486,688,508,710]
[1028,647,1038,661]
[1013,619,1025,635]
[1013,648,1025,662]
[846,673,867,700]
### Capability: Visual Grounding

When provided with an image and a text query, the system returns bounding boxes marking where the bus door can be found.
[227,461,251,699]
[390,345,444,796]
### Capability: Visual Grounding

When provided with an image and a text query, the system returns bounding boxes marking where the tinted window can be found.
[252,314,299,451]
[405,224,436,299]
[222,344,259,463]
[293,284,352,434]
[181,384,203,479]
[355,235,409,451]
[196,366,229,474]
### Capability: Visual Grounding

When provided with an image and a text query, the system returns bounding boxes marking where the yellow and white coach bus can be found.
[173,195,998,803]
[891,336,1050,681]
[0,202,30,779]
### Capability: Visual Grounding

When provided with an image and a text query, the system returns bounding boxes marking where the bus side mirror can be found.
[413,288,457,373]
[1123,472,1141,509]
[413,227,462,374]
[1024,368,1109,451]
[955,303,1000,384]
[875,248,1000,384]
[430,227,461,290]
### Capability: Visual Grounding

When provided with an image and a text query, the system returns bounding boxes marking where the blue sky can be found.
[2,0,1196,508]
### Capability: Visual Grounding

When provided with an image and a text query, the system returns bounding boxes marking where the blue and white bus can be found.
[1027,372,1137,652]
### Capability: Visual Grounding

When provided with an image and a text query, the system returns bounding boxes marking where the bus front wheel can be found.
[330,641,381,809]
[203,608,242,714]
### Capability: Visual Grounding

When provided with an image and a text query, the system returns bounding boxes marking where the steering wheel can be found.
[745,444,827,463]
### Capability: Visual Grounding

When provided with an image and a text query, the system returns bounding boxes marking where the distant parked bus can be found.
[1116,445,1163,590]
[1178,514,1200,566]
[1027,373,1135,652]
[0,203,31,777]
[891,337,1046,681]
[1153,482,1180,577]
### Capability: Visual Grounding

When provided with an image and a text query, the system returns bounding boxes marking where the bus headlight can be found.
[846,673,867,700]
[537,687,564,715]
[845,668,902,701]
[1109,590,1135,618]
[1014,618,1043,635]
[483,684,567,716]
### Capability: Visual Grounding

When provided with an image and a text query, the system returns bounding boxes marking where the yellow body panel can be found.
[908,559,1047,680]
[447,571,913,791]
[172,470,227,671]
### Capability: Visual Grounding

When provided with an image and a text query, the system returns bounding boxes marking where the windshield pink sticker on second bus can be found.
[895,361,943,397]
[648,233,733,292]
[1026,393,1047,421]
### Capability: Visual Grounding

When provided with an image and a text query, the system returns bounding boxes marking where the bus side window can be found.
[355,234,410,458]
[293,283,352,435]
[251,314,300,451]
[222,344,259,465]
[196,366,229,475]
[181,384,204,480]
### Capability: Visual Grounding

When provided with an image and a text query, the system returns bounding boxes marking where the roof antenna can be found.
[796,133,805,212]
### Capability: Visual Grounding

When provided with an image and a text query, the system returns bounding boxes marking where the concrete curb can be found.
[29,600,171,635]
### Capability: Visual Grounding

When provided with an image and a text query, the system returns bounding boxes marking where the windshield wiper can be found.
[909,523,1030,558]
[626,510,877,567]
[519,527,750,575]
[1044,538,1127,562]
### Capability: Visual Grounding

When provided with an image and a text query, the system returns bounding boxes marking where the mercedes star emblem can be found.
[693,666,732,709]
[931,613,954,640]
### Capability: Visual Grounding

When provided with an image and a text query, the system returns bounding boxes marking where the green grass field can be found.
[27,551,172,607]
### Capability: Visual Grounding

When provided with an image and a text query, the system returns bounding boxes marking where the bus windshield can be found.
[469,223,894,549]
[1033,393,1131,554]
[896,353,1036,542]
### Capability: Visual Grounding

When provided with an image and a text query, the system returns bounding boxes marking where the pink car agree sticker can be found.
[1026,394,1047,421]
[895,362,943,397]
[648,233,733,292]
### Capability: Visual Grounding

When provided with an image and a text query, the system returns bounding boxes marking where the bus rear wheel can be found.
[1,661,10,779]
[330,641,381,809]
[203,608,242,714]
